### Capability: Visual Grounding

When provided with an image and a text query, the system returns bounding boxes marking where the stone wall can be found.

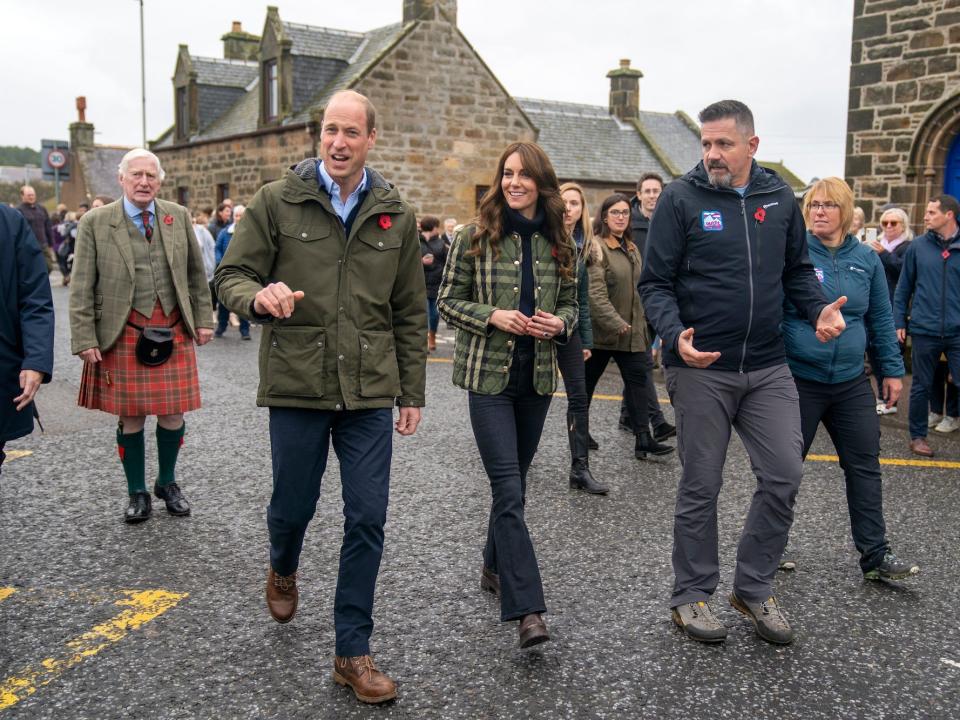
[846,0,960,230]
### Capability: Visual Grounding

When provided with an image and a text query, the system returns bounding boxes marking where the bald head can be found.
[327,90,376,135]
[20,186,36,205]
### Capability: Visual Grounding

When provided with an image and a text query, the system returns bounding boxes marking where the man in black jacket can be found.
[16,186,56,274]
[640,100,846,646]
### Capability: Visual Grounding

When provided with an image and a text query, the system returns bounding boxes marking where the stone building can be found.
[60,97,132,209]
[153,0,803,218]
[845,0,960,230]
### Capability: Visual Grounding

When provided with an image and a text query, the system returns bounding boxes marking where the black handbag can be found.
[127,320,176,366]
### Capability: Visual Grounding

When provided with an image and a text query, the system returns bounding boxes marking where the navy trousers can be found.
[908,334,960,439]
[268,406,392,657]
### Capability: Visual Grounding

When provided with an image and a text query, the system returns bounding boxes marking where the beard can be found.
[706,164,733,188]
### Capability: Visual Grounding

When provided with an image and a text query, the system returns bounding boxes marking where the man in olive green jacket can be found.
[215,90,426,705]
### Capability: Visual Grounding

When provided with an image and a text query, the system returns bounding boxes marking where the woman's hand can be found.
[582,349,592,361]
[617,323,631,335]
[489,309,530,335]
[527,310,564,340]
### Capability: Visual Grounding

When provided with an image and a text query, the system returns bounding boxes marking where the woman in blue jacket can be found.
[781,177,918,581]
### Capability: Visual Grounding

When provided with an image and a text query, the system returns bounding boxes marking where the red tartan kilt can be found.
[78,303,201,416]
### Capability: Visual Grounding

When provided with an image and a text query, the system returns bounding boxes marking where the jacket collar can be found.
[806,231,859,256]
[685,160,785,196]
[281,158,403,217]
[603,234,637,253]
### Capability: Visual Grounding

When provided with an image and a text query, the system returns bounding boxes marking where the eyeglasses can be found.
[809,202,839,212]
[881,220,901,227]
[607,210,630,217]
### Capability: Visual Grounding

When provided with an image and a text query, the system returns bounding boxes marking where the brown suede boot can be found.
[427,331,437,352]
[266,568,298,624]
[333,655,397,704]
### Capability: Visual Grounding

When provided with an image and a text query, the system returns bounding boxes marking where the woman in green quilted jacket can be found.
[438,142,578,650]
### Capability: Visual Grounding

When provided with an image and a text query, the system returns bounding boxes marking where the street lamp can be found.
[136,0,146,146]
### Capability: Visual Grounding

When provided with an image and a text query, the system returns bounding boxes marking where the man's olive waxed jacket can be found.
[215,160,427,410]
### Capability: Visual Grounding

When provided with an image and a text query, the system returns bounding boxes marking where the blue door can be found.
[947,132,960,198]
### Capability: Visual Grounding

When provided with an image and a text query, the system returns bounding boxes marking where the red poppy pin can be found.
[551,246,559,259]
[754,208,766,224]
[378,214,392,230]
[163,214,174,225]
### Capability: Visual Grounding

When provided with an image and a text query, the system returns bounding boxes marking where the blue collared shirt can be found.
[316,161,367,225]
[122,196,157,236]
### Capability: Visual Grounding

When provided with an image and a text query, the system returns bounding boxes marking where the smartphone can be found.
[865,227,877,243]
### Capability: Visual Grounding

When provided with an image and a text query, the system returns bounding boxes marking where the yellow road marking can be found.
[807,453,960,469]
[0,589,188,711]
[3,450,32,462]
[0,588,15,603]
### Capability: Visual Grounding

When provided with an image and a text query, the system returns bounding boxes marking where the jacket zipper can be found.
[828,253,843,383]
[941,245,948,339]
[738,197,754,374]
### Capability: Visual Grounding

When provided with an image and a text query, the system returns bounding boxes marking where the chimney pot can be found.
[232,21,242,32]
[76,96,87,123]
[620,58,630,68]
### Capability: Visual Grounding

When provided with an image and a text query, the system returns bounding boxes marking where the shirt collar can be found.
[123,195,156,219]
[317,161,367,200]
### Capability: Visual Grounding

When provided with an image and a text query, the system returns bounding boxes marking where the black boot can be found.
[587,433,599,450]
[567,413,608,495]
[635,429,674,459]
[618,403,634,432]
[652,420,676,441]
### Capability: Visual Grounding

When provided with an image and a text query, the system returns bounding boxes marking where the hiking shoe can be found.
[928,412,944,428]
[778,549,797,572]
[934,416,960,434]
[876,401,897,415]
[863,552,920,581]
[671,600,727,643]
[728,592,794,645]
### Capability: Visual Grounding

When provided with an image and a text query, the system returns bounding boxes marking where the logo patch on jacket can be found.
[701,211,723,232]
[814,267,824,283]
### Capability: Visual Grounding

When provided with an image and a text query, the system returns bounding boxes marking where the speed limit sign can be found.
[47,149,67,169]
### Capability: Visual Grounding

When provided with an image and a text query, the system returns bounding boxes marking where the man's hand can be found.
[14,370,43,411]
[896,328,906,343]
[881,377,902,410]
[196,328,214,346]
[254,282,305,318]
[527,310,564,340]
[422,253,434,266]
[677,327,721,368]
[489,309,530,335]
[582,349,592,361]
[395,407,421,436]
[815,296,847,343]
[79,347,102,364]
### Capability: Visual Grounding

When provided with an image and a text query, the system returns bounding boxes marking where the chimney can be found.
[607,59,643,122]
[69,96,95,148]
[221,20,261,61]
[403,0,457,24]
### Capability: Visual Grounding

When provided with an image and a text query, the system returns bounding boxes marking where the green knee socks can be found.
[117,427,146,495]
[156,422,186,487]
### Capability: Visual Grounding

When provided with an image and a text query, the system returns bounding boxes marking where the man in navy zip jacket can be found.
[639,100,846,646]
[893,194,960,457]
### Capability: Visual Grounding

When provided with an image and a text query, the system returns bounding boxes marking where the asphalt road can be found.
[1,283,958,719]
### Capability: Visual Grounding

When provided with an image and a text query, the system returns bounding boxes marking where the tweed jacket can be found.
[69,198,213,354]
[437,223,578,395]
[588,235,648,352]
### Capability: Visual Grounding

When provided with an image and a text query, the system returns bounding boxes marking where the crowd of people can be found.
[2,90,958,705]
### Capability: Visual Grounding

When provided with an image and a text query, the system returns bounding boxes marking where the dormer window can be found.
[264,59,279,121]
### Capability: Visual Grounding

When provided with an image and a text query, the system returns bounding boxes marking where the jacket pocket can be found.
[278,222,330,243]
[264,326,326,398]
[358,330,400,398]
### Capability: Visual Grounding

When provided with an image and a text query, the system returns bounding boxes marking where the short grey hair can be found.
[118,148,165,181]
[879,206,913,241]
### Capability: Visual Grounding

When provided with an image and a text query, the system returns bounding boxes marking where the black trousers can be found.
[556,333,588,416]
[585,349,649,431]
[619,348,666,427]
[794,373,889,572]
[469,348,550,621]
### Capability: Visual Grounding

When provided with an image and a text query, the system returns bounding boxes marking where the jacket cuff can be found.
[396,397,425,407]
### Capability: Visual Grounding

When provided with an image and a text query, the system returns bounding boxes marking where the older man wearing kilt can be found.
[70,149,214,523]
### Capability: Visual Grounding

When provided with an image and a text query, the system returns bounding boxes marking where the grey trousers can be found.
[665,363,803,607]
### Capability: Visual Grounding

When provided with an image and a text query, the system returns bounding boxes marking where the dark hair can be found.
[469,142,574,280]
[931,194,960,221]
[637,172,664,191]
[593,193,633,242]
[698,99,755,136]
[420,215,440,232]
[216,202,231,219]
[78,202,90,211]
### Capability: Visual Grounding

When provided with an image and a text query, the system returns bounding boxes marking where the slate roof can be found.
[636,111,702,175]
[516,98,672,183]
[192,57,258,88]
[77,146,130,199]
[758,160,807,191]
[282,22,365,60]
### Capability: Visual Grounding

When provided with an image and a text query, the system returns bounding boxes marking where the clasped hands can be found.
[489,309,564,340]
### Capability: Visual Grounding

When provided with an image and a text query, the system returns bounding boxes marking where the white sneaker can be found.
[929,412,944,428]
[934,416,960,433]
[877,402,898,415]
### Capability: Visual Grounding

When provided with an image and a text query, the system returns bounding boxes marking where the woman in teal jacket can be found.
[781,177,918,581]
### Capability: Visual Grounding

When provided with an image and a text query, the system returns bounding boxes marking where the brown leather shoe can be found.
[333,655,397,704]
[480,566,500,596]
[518,613,550,649]
[909,437,934,457]
[266,568,298,623]
[427,331,437,352]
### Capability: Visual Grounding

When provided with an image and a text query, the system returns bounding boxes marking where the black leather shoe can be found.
[653,421,677,441]
[154,482,191,516]
[124,491,152,524]
[480,566,500,596]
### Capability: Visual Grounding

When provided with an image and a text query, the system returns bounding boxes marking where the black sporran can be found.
[127,321,175,366]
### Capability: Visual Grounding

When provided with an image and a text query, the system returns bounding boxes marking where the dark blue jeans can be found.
[469,349,551,621]
[216,303,250,336]
[556,333,588,415]
[426,297,440,333]
[908,334,960,439]
[931,357,959,417]
[795,374,889,573]
[268,406,392,656]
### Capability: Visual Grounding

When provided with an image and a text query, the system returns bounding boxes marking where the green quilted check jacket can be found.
[437,224,578,396]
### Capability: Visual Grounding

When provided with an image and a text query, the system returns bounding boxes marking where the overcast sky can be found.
[3,0,853,182]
